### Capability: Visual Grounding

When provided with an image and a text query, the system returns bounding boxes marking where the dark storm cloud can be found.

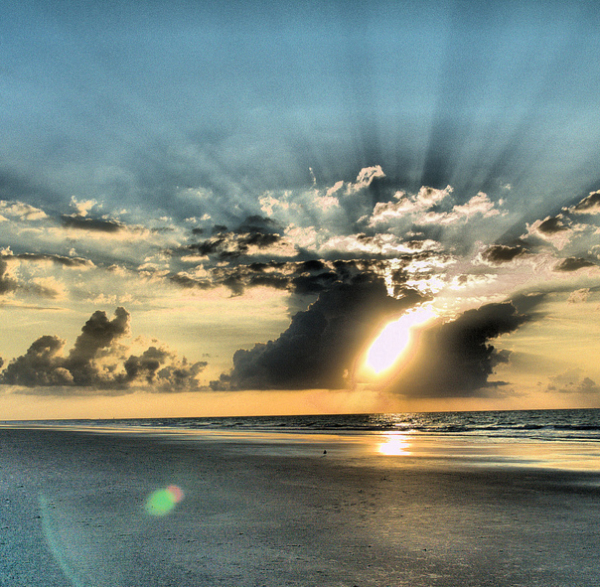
[123,347,207,392]
[291,272,339,296]
[386,299,541,399]
[169,257,398,298]
[0,335,73,387]
[0,308,206,393]
[182,230,282,260]
[1,308,130,388]
[176,217,285,261]
[123,347,171,384]
[481,244,527,264]
[168,274,212,290]
[64,307,131,386]
[235,215,279,233]
[60,215,123,233]
[537,215,569,234]
[567,190,600,214]
[169,261,291,297]
[295,260,326,273]
[211,277,424,391]
[554,257,597,272]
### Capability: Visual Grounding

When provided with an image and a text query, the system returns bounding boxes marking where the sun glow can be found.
[377,434,411,456]
[364,306,436,375]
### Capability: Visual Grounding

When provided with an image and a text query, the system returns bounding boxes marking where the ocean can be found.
[6,408,600,442]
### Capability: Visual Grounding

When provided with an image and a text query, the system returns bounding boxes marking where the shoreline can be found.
[4,422,600,472]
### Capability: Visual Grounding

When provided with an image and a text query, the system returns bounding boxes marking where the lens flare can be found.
[145,485,184,516]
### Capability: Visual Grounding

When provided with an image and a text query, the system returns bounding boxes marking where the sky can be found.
[2,0,600,419]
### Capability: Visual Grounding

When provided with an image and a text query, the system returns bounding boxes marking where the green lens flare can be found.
[145,485,184,516]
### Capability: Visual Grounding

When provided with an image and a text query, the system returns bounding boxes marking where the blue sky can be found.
[2,0,600,417]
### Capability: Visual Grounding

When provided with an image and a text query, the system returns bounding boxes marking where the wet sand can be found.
[1,427,599,586]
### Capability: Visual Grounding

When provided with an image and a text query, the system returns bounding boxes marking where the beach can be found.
[1,426,599,587]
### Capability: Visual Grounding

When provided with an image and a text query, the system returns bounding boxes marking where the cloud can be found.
[183,231,283,260]
[0,257,62,299]
[567,190,600,215]
[169,260,301,296]
[211,277,424,390]
[2,336,77,386]
[450,192,501,220]
[1,308,129,388]
[4,252,94,269]
[368,185,454,226]
[385,299,539,399]
[546,369,600,395]
[525,215,573,250]
[65,307,131,385]
[368,187,504,229]
[554,257,597,272]
[174,216,295,262]
[347,165,386,194]
[480,244,527,265]
[60,214,123,233]
[447,272,497,290]
[0,251,92,301]
[567,288,591,303]
[123,346,207,392]
[69,196,98,217]
[0,308,206,393]
[0,258,18,295]
[0,200,47,221]
[168,255,443,299]
[536,216,570,234]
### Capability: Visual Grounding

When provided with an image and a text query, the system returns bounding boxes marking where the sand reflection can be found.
[377,433,411,456]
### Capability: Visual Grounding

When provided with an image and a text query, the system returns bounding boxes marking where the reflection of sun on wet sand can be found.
[377,433,411,456]
[2,427,600,586]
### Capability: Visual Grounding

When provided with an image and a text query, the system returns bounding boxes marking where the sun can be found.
[364,306,436,375]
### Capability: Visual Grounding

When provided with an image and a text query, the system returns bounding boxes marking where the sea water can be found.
[6,408,600,441]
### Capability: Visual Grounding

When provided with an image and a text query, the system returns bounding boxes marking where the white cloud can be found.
[315,194,340,211]
[346,166,385,194]
[0,200,47,221]
[326,180,344,197]
[415,185,453,207]
[368,187,502,228]
[452,192,500,219]
[69,196,98,217]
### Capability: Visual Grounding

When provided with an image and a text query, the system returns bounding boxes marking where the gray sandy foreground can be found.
[1,427,600,587]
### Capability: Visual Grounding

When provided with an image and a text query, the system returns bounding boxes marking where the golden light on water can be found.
[364,306,436,375]
[377,434,411,456]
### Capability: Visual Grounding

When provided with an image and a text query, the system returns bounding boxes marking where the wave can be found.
[6,408,600,442]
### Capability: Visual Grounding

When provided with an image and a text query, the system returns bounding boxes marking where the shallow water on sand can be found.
[2,426,600,586]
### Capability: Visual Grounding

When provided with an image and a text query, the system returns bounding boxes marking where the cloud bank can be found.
[0,308,206,394]
[383,298,541,399]
[212,277,424,391]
